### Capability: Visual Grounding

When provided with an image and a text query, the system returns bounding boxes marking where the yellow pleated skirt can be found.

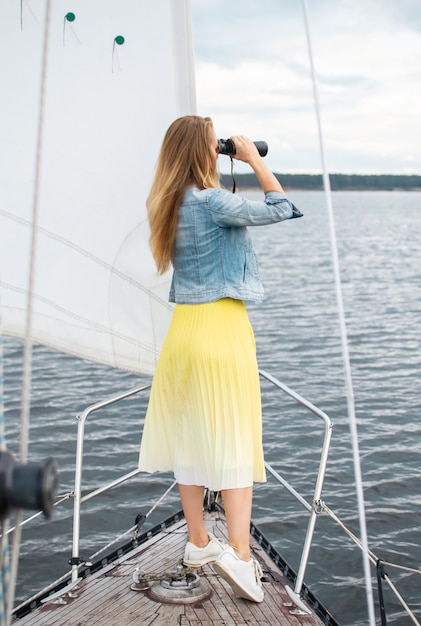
[138,298,266,490]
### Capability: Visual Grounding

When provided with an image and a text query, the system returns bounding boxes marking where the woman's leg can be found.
[220,486,253,561]
[179,484,253,559]
[212,486,263,602]
[178,483,208,547]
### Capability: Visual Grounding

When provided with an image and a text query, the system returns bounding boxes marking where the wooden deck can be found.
[14,507,335,625]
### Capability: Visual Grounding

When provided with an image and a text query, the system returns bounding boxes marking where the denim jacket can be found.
[169,186,303,304]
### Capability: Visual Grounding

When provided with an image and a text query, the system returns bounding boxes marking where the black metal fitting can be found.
[0,451,58,520]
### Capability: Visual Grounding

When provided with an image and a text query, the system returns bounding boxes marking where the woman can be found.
[139,115,302,603]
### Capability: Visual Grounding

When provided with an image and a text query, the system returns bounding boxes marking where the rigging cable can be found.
[300,1,376,624]
[88,480,177,562]
[0,321,11,626]
[323,504,421,625]
[5,1,53,624]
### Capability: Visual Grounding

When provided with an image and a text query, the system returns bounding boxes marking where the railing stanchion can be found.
[69,383,151,585]
[259,369,333,611]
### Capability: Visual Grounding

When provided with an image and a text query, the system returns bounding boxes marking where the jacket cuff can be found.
[289,202,303,219]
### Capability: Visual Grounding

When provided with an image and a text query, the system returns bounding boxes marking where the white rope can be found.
[323,504,421,577]
[0,523,10,626]
[383,575,421,626]
[0,494,72,538]
[6,1,53,624]
[0,324,10,626]
[88,480,177,562]
[20,0,53,464]
[381,561,421,576]
[300,2,376,624]
[0,327,5,456]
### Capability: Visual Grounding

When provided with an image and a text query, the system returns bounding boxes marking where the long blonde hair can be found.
[147,115,220,274]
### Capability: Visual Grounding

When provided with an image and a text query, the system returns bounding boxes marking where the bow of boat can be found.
[14,503,337,626]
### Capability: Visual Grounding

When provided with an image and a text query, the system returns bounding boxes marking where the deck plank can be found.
[15,508,328,626]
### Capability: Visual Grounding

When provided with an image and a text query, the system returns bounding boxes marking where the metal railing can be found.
[11,370,421,623]
[68,370,333,615]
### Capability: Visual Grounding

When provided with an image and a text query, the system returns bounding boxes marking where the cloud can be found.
[192,0,421,173]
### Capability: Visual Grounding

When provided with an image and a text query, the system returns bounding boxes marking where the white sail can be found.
[0,0,195,375]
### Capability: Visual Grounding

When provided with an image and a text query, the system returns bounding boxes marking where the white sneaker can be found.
[183,533,225,567]
[213,546,264,603]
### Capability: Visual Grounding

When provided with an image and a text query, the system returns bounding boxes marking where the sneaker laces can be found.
[209,533,226,549]
[253,559,263,582]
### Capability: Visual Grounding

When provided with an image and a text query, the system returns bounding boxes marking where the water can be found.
[2,191,421,625]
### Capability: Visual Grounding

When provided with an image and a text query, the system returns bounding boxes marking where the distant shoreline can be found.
[220,173,421,191]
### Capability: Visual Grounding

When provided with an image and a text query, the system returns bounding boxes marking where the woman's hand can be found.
[230,135,285,195]
[229,135,261,165]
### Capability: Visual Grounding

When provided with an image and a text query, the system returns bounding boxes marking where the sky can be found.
[191,0,421,175]
[0,0,419,372]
